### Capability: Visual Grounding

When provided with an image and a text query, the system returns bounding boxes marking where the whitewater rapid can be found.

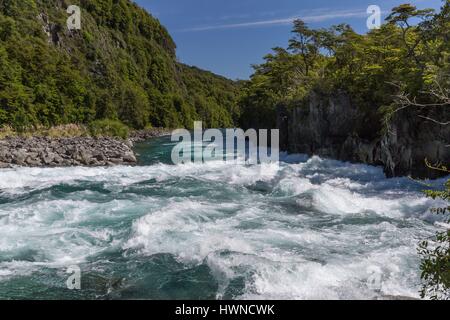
[0,143,447,299]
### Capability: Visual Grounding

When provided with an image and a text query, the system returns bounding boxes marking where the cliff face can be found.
[277,92,450,179]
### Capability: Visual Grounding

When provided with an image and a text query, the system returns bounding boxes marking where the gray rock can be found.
[124,139,134,148]
[0,149,8,161]
[25,157,41,166]
[108,158,123,165]
[93,152,106,161]
[54,154,64,164]
[123,153,137,163]
[0,162,10,168]
[42,153,56,165]
[277,91,450,179]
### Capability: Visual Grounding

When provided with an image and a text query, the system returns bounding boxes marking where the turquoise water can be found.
[0,135,446,299]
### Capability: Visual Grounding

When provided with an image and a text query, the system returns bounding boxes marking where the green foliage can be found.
[179,65,240,128]
[419,179,450,300]
[239,1,450,138]
[0,0,239,131]
[89,119,129,139]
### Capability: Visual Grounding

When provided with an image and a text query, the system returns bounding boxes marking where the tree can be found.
[288,20,319,77]
[386,4,435,69]
[0,0,240,131]
[418,171,450,300]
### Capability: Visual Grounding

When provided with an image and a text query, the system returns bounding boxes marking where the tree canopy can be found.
[0,0,240,131]
[239,1,449,136]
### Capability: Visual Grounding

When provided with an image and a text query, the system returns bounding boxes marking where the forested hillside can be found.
[0,0,240,131]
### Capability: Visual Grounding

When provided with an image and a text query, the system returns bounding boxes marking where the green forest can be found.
[0,0,240,132]
[1,0,447,135]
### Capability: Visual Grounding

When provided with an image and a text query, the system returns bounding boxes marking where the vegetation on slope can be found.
[0,0,239,132]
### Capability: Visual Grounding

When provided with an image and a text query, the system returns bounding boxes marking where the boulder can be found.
[122,153,137,163]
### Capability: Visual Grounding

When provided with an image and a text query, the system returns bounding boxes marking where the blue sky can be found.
[136,0,444,80]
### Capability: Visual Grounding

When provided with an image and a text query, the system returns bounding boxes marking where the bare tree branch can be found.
[425,158,450,174]
[418,115,450,126]
[388,80,450,126]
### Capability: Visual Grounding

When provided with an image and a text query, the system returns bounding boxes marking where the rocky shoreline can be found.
[0,129,170,169]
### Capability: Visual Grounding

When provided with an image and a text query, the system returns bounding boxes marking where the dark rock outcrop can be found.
[0,137,137,168]
[129,128,171,143]
[277,92,450,179]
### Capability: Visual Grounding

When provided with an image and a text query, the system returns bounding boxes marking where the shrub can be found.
[89,119,129,139]
[0,125,16,139]
[419,178,450,300]
[44,124,88,137]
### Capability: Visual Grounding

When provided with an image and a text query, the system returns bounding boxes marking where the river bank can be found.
[0,129,170,168]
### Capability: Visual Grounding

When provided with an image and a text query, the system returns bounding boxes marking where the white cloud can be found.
[179,8,368,32]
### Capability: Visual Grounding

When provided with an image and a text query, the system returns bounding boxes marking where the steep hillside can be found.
[0,0,239,130]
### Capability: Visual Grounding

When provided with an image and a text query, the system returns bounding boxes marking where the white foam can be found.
[0,153,447,299]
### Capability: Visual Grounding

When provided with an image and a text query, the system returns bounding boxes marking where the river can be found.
[0,135,446,299]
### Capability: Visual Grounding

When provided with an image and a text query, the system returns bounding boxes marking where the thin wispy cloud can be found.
[178,8,368,32]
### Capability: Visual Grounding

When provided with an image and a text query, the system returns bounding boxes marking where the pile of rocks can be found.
[0,137,137,168]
